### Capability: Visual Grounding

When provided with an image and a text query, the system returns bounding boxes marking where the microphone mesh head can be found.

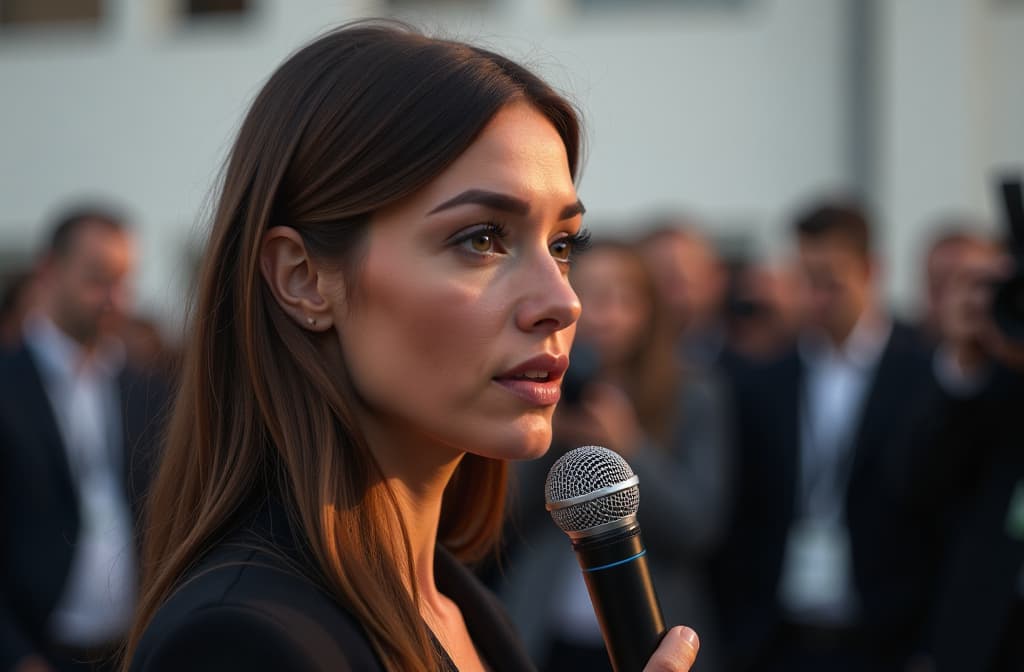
[544,445,640,534]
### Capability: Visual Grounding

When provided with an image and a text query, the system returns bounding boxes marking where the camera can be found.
[992,178,1024,344]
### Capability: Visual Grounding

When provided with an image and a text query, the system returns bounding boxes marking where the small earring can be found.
[306,316,317,327]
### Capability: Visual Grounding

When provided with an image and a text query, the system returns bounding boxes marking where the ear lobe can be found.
[260,226,335,331]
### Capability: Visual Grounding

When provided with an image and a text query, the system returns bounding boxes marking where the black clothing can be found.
[130,501,536,671]
[907,365,1024,672]
[713,322,933,671]
[0,343,167,670]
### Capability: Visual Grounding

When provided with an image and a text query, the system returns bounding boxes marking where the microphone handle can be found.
[573,525,667,672]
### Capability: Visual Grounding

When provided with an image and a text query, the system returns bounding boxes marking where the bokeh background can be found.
[1,0,1022,333]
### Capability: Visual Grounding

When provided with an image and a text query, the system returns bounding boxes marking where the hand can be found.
[580,382,642,457]
[553,382,642,456]
[13,655,56,672]
[643,626,700,672]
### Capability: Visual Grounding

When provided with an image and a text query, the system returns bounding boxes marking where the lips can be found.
[493,353,569,406]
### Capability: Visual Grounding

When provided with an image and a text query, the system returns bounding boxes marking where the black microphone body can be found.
[545,445,669,672]
[573,522,667,672]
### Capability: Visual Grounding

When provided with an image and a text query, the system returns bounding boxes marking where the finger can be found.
[643,626,700,672]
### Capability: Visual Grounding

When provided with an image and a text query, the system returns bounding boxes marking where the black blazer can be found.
[130,500,537,672]
[0,343,167,668]
[907,366,1024,671]
[713,321,933,669]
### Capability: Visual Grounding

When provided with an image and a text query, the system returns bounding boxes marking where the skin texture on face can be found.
[798,234,873,344]
[44,223,135,348]
[574,248,653,369]
[325,102,583,477]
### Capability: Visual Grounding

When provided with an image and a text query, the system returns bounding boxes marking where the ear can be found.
[260,226,335,331]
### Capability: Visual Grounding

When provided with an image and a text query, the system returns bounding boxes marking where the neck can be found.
[44,307,99,357]
[360,415,464,608]
[827,304,872,348]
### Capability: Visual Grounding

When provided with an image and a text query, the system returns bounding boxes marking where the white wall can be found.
[874,0,1024,312]
[0,0,1020,327]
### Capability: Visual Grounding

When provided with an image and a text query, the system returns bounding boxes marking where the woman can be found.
[503,241,730,672]
[122,23,699,672]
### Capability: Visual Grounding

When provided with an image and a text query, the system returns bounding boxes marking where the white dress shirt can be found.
[778,313,891,626]
[24,316,137,647]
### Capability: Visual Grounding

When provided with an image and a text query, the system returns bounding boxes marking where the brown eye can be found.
[469,232,494,253]
[550,238,571,261]
[451,223,507,257]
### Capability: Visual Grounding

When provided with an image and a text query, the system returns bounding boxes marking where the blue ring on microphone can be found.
[581,549,646,573]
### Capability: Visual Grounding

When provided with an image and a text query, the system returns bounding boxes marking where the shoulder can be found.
[131,545,381,672]
[729,346,800,396]
[0,345,43,432]
[886,320,931,361]
[0,344,34,391]
[878,320,933,384]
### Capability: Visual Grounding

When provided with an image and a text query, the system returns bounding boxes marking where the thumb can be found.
[643,626,700,672]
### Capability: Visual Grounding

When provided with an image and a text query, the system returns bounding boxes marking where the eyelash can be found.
[451,221,509,256]
[559,228,593,262]
[451,222,593,264]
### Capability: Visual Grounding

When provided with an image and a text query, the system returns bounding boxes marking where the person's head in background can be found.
[570,240,677,444]
[931,233,1015,371]
[36,207,134,351]
[793,200,877,345]
[724,258,803,360]
[639,218,728,340]
[922,224,990,341]
[129,22,583,672]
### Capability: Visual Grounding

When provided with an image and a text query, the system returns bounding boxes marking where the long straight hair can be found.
[579,241,680,445]
[124,22,580,672]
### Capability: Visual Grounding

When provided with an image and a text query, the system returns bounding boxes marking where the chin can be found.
[475,424,553,462]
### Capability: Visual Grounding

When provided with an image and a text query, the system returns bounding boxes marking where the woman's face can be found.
[329,102,584,466]
[573,248,653,367]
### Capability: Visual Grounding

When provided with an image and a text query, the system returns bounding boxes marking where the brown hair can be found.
[576,240,679,445]
[47,205,128,259]
[124,21,580,672]
[793,199,873,260]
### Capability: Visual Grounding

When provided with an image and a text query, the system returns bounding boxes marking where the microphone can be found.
[544,445,667,672]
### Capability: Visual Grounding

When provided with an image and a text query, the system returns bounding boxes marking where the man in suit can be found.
[714,200,933,672]
[905,232,1024,672]
[0,208,166,672]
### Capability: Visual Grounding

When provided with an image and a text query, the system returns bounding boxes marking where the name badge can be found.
[778,516,855,618]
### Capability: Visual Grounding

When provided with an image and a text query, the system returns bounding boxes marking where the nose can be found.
[515,255,582,334]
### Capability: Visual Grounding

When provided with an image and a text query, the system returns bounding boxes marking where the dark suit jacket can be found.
[0,343,167,668]
[713,321,933,670]
[130,501,537,671]
[907,366,1024,671]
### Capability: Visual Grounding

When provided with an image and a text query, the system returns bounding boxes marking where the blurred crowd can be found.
[1,194,1022,672]
[493,197,1024,672]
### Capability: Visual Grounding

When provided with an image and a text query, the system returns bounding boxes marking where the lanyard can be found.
[797,365,873,521]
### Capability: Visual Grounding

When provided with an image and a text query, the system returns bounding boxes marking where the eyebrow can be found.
[427,189,585,220]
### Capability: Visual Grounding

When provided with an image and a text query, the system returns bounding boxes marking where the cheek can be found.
[342,265,503,419]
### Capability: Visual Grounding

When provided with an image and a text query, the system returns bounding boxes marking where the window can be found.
[183,0,249,16]
[0,0,102,26]
[384,0,488,8]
